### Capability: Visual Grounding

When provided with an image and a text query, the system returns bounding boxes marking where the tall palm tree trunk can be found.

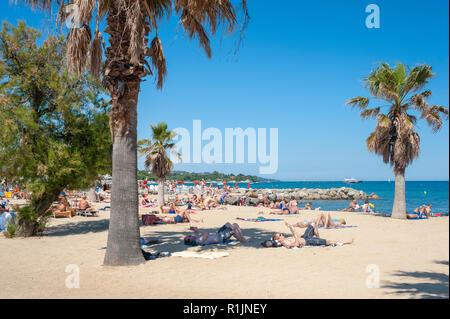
[391,168,407,219]
[103,80,144,266]
[157,178,165,206]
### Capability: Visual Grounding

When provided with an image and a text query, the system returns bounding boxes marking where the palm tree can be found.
[21,0,249,265]
[347,63,448,219]
[138,122,180,206]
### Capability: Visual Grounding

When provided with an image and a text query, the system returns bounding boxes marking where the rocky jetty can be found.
[224,187,379,206]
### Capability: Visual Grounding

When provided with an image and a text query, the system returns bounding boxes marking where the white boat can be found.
[344,177,362,184]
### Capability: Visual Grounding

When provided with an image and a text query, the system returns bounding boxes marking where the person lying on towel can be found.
[184,223,250,246]
[288,213,349,229]
[272,221,354,248]
[157,210,203,224]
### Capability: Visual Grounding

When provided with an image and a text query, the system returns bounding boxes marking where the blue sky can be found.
[2,0,449,181]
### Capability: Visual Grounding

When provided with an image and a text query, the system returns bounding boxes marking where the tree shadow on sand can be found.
[43,218,110,237]
[139,225,276,255]
[382,261,449,299]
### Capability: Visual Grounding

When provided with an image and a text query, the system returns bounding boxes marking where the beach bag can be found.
[141,214,158,225]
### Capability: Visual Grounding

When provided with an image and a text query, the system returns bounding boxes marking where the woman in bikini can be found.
[157,209,203,224]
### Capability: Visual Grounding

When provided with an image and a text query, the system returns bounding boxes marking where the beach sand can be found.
[1,202,448,299]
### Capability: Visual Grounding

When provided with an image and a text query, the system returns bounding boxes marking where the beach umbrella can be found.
[247,183,250,189]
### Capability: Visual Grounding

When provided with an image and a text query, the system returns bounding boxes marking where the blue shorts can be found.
[174,215,183,223]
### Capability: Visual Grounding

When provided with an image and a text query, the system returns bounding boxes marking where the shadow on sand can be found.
[382,260,449,299]
[140,225,276,255]
[43,218,110,237]
[43,218,275,255]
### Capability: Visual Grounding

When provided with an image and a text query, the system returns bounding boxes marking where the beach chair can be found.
[52,208,76,218]
[77,208,98,217]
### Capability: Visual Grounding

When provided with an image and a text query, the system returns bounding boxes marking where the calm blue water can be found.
[165,181,448,215]
[244,181,449,215]
[179,181,448,215]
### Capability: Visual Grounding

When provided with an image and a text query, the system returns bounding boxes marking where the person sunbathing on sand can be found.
[361,200,374,213]
[269,200,298,215]
[204,197,218,209]
[78,195,98,217]
[269,207,292,215]
[156,209,203,224]
[139,194,151,206]
[159,202,181,214]
[407,205,432,219]
[315,213,348,228]
[288,198,299,213]
[422,204,432,217]
[272,221,354,248]
[340,200,360,212]
[55,193,70,212]
[184,223,250,246]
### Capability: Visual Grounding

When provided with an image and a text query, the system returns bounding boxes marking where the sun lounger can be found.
[53,209,76,218]
[77,209,98,217]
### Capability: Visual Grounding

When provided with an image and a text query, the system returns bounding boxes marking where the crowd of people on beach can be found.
[1,179,446,245]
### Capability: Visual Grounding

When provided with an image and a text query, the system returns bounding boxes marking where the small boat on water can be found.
[344,177,362,184]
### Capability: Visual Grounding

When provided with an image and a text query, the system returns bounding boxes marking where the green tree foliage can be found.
[136,170,272,183]
[138,122,181,205]
[347,62,448,218]
[0,21,112,236]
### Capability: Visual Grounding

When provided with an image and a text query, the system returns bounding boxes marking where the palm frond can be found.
[178,7,211,58]
[421,106,447,132]
[403,64,435,95]
[13,0,55,11]
[90,30,103,78]
[346,97,369,108]
[148,36,167,89]
[67,24,92,75]
[360,107,380,119]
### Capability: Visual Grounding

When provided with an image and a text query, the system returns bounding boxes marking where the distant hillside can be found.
[137,170,277,183]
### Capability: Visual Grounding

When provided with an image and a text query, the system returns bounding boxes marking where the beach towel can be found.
[318,225,357,229]
[291,243,344,249]
[237,217,283,222]
[171,251,230,259]
[269,212,303,216]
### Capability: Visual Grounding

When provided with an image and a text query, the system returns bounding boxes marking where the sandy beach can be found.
[1,200,448,299]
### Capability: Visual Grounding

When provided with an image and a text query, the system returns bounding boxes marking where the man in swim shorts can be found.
[184,223,250,246]
[272,221,354,248]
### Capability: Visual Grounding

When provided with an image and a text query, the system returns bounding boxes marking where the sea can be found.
[183,181,449,215]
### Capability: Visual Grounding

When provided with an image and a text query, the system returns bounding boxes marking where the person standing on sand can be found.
[272,221,354,248]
